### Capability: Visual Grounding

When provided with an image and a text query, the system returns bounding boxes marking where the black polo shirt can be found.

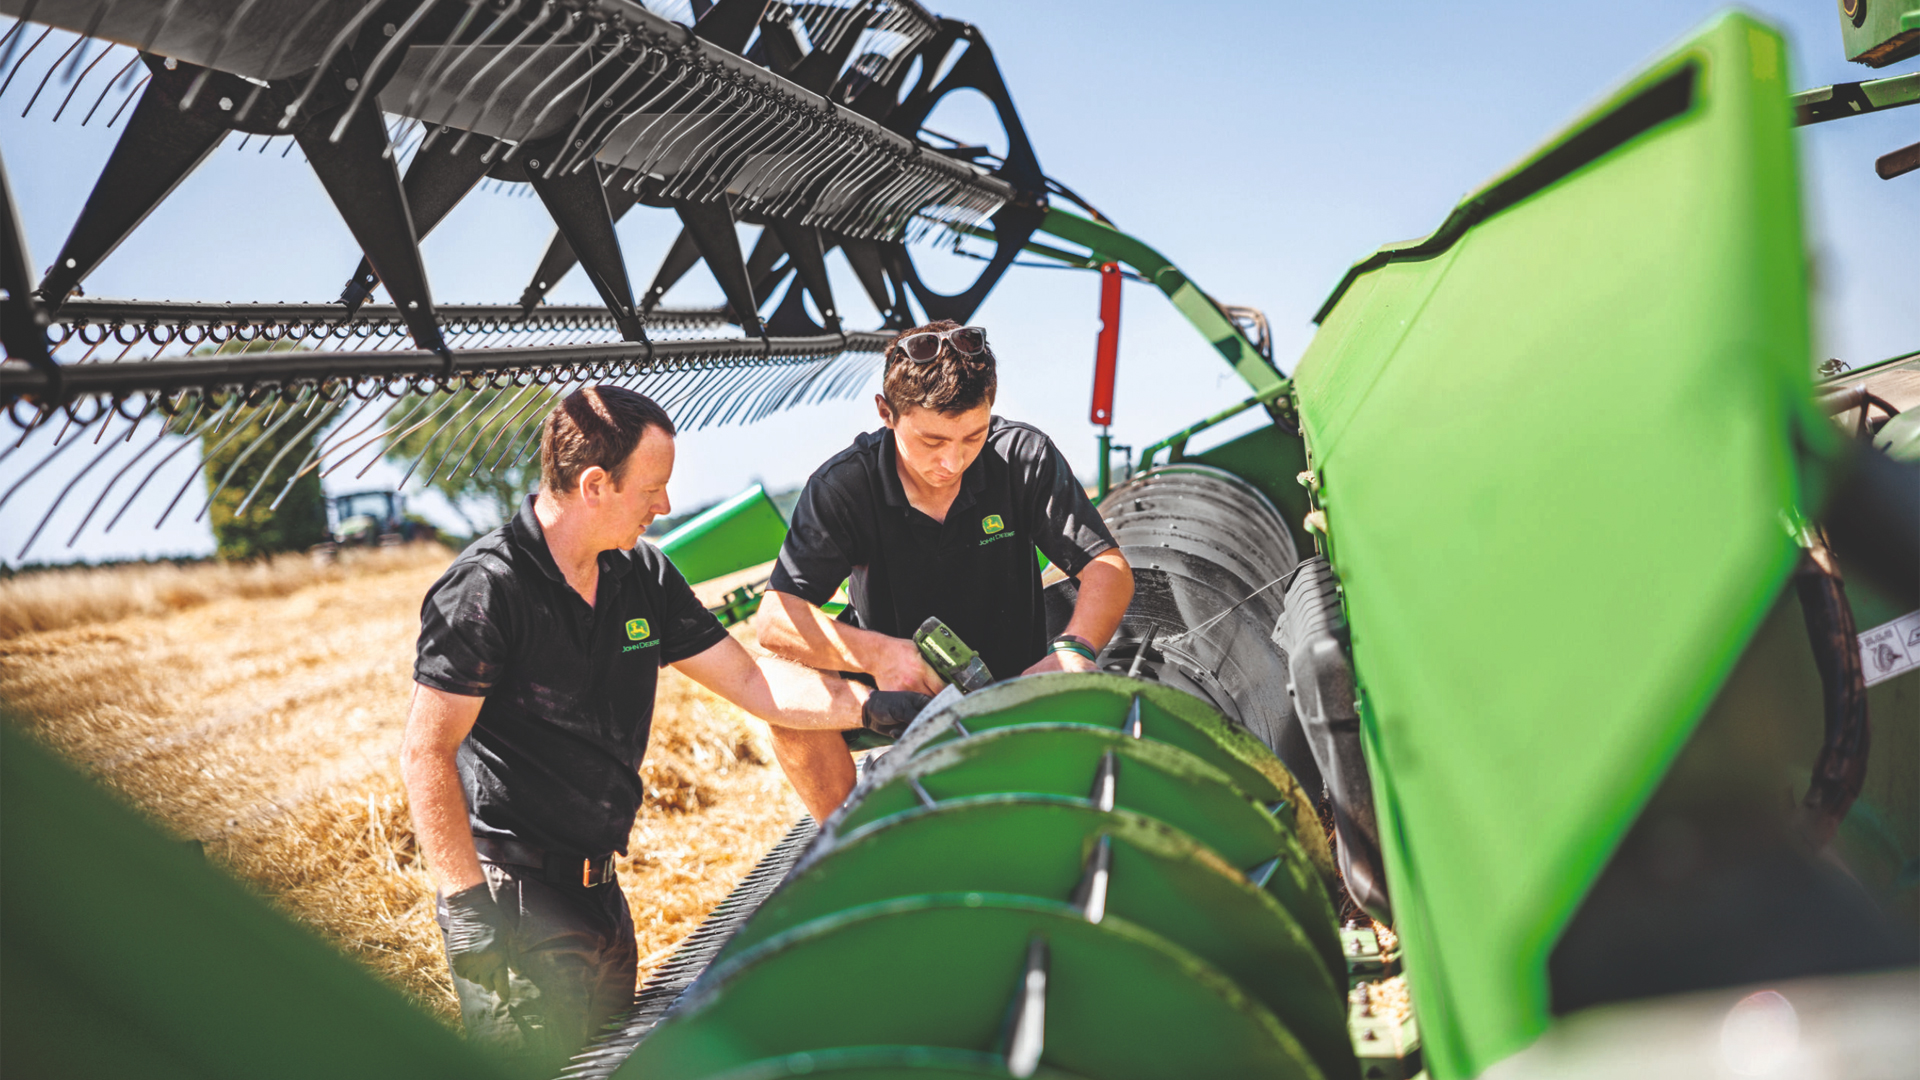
[768,417,1117,682]
[414,495,729,856]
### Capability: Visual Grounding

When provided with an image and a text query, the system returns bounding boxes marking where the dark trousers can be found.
[436,860,637,1077]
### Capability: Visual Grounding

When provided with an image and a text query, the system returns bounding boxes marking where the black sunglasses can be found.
[892,325,989,363]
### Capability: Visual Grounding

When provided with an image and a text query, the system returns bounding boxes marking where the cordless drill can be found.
[913,616,995,693]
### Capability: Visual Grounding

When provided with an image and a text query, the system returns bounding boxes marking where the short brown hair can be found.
[881,319,996,415]
[540,385,675,494]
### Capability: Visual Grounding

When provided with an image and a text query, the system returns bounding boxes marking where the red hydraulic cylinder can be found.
[1090,262,1122,425]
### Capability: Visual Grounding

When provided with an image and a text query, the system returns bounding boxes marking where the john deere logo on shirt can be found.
[626,618,650,641]
[978,513,1016,547]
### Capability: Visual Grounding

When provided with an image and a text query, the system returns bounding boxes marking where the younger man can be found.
[754,321,1135,821]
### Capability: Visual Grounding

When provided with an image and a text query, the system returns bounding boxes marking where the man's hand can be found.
[1021,649,1100,678]
[443,882,513,998]
[872,633,946,695]
[861,689,933,739]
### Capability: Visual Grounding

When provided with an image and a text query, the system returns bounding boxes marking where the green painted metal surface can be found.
[659,484,789,586]
[901,675,1317,817]
[620,673,1353,1079]
[1289,14,1822,1077]
[834,730,1300,871]
[1838,0,1920,66]
[0,723,507,1080]
[635,897,1323,1080]
[714,801,1351,1078]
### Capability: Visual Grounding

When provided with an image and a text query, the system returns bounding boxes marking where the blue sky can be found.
[3,1,1915,565]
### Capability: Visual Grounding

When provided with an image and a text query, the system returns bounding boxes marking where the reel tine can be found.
[495,23,612,162]
[191,391,308,524]
[0,403,110,513]
[1,24,51,101]
[152,393,273,527]
[458,5,574,160]
[230,397,338,518]
[275,0,387,128]
[327,0,444,145]
[475,383,556,475]
[104,394,229,533]
[397,0,487,120]
[50,37,116,121]
[390,386,495,488]
[67,401,167,547]
[355,385,470,480]
[426,384,516,485]
[103,69,143,125]
[427,0,548,150]
[7,403,130,558]
[19,30,81,117]
[178,0,267,111]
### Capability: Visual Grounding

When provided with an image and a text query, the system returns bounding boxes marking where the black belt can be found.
[474,835,618,888]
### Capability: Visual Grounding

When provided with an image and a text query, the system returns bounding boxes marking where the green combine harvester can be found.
[3,3,1916,1079]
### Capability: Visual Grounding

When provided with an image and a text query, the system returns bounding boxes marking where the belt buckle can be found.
[581,854,612,887]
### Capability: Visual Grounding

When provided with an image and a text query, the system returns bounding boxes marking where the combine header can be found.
[2,2,1915,1079]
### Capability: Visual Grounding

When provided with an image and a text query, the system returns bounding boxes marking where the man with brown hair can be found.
[400,385,920,1074]
[754,321,1135,821]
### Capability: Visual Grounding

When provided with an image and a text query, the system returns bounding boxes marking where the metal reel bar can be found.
[3,330,892,403]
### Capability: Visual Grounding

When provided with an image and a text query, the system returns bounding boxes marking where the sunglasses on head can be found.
[893,325,989,363]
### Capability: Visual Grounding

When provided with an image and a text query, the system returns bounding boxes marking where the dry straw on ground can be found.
[0,546,803,1021]
[0,545,453,641]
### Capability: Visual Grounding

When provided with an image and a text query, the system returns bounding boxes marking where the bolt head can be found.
[345,77,360,91]
[163,57,177,69]
[383,21,397,35]
[529,159,540,168]
[218,96,233,111]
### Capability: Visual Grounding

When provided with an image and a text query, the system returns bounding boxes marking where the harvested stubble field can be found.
[0,544,804,1022]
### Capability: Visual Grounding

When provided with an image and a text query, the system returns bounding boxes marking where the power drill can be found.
[914,616,995,693]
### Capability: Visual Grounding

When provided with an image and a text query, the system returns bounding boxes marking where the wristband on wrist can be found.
[1049,636,1097,662]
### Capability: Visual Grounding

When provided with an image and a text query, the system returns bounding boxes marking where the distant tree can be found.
[382,384,556,536]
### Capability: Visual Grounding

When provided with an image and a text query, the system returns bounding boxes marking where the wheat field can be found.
[0,546,804,1022]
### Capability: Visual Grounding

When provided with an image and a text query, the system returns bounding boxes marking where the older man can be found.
[402,386,922,1075]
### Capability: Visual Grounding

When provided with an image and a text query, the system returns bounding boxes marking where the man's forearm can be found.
[745,654,870,730]
[755,590,892,674]
[401,747,485,895]
[1062,550,1135,650]
[674,636,869,731]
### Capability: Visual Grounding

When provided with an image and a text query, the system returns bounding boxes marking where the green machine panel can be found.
[1291,14,1823,1078]
[0,725,509,1080]
[659,484,789,586]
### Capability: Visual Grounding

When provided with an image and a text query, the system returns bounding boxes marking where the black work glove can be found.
[861,690,933,740]
[443,883,513,998]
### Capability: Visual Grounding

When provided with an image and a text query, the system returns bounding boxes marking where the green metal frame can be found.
[1289,14,1824,1076]
[619,673,1354,1080]
[1135,385,1290,472]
